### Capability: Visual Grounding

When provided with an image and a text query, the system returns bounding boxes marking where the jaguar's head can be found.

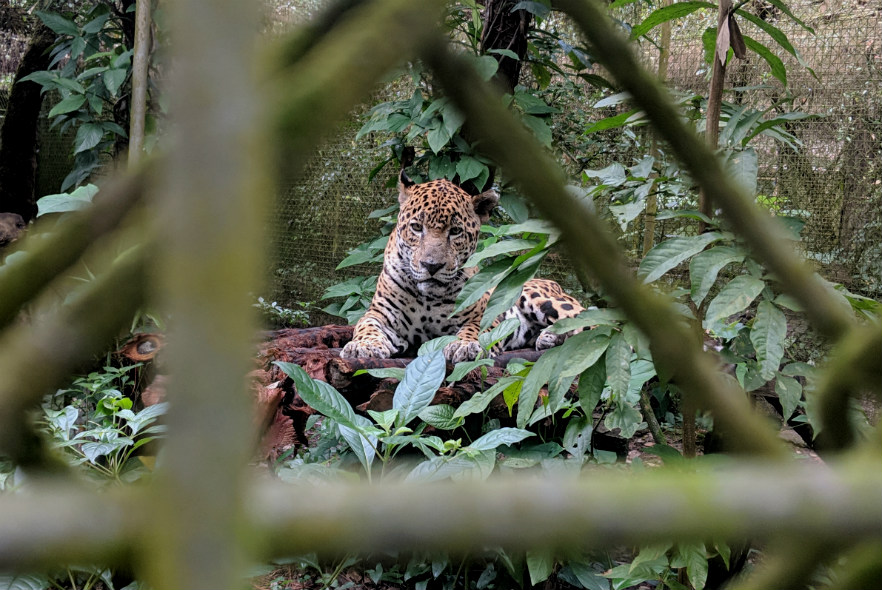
[393,172,498,294]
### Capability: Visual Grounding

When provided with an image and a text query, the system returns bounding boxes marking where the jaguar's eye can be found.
[449,226,463,236]
[410,222,423,233]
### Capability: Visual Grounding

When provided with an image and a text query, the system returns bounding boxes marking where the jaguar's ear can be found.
[398,170,416,205]
[472,189,499,223]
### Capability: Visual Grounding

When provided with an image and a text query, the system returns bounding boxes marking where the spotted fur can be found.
[340,173,585,363]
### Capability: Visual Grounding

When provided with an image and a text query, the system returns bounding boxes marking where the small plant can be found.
[253,296,311,328]
[41,363,168,484]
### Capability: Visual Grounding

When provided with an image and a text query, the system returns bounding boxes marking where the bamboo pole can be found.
[128,0,151,167]
[144,0,267,586]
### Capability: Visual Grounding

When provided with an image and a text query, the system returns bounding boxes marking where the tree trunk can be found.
[0,23,56,222]
[480,0,532,94]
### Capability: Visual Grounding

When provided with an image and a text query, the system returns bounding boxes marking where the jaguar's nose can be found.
[421,261,444,276]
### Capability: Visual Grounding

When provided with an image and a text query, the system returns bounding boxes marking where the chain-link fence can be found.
[2,0,879,316]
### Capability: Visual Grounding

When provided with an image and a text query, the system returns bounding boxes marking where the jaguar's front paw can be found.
[443,339,482,364]
[535,329,565,351]
[341,338,393,359]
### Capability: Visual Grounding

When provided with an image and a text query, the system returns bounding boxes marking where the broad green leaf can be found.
[427,124,451,154]
[584,109,640,134]
[480,254,544,330]
[48,94,86,117]
[464,238,537,267]
[446,358,494,383]
[583,162,627,186]
[639,232,723,284]
[521,114,552,147]
[725,148,758,196]
[74,122,105,154]
[455,257,517,313]
[35,11,79,36]
[404,454,479,483]
[514,91,559,115]
[469,427,534,451]
[604,402,644,439]
[512,1,551,18]
[765,0,814,33]
[593,91,631,109]
[453,376,520,418]
[605,331,631,399]
[676,541,709,590]
[418,404,461,430]
[775,374,802,421]
[275,361,356,426]
[743,35,787,86]
[526,550,555,586]
[418,336,458,356]
[367,409,398,431]
[703,275,765,329]
[548,307,626,333]
[455,156,486,183]
[339,416,376,476]
[517,346,564,428]
[558,329,612,377]
[393,350,446,426]
[751,301,787,380]
[689,246,745,306]
[630,1,715,39]
[736,10,796,56]
[0,573,52,590]
[472,55,500,80]
[562,416,593,459]
[36,184,100,216]
[478,317,521,350]
[103,68,128,96]
[577,361,606,414]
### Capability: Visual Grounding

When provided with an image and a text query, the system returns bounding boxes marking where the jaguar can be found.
[340,172,585,363]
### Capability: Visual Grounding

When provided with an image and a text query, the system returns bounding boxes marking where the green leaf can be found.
[517,346,563,428]
[577,362,606,415]
[751,301,787,381]
[775,374,802,421]
[725,148,758,196]
[48,94,86,117]
[703,276,765,329]
[765,0,814,33]
[584,109,640,134]
[478,317,521,350]
[548,308,626,334]
[446,358,495,383]
[743,35,787,86]
[393,350,446,426]
[689,246,745,306]
[605,331,631,399]
[464,238,537,268]
[480,255,544,330]
[417,404,462,430]
[521,114,552,147]
[558,329,612,377]
[74,122,105,154]
[676,541,709,590]
[513,91,559,115]
[604,402,644,438]
[339,417,376,476]
[455,257,516,314]
[526,550,555,586]
[103,68,128,96]
[35,11,79,36]
[639,232,723,284]
[469,427,534,451]
[36,184,100,216]
[453,376,520,418]
[275,361,356,426]
[736,10,797,57]
[427,124,451,154]
[455,156,486,184]
[630,2,715,39]
[0,573,52,590]
[472,55,500,80]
